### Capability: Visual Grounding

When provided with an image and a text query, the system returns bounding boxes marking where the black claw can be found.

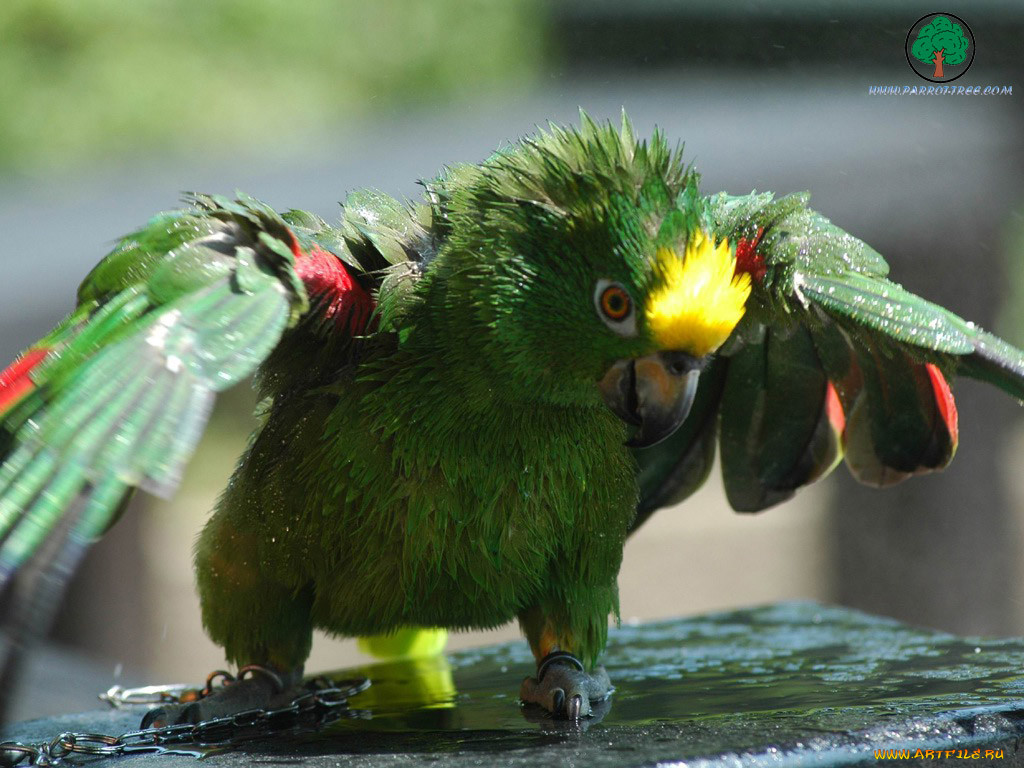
[568,694,583,720]
[551,688,565,713]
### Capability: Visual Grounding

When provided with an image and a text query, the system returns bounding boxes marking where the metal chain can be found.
[0,673,370,767]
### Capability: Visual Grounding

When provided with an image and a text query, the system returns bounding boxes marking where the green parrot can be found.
[1,113,1023,723]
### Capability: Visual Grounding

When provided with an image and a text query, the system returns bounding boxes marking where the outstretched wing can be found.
[633,191,1024,523]
[0,190,425,713]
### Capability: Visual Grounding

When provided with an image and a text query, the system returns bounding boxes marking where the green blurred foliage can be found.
[0,0,545,173]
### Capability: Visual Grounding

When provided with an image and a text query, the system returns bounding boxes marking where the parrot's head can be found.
[430,113,752,446]
[594,230,751,447]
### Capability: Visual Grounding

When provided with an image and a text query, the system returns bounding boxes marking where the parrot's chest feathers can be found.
[306,386,638,630]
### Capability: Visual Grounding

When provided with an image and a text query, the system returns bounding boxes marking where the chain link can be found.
[0,674,370,767]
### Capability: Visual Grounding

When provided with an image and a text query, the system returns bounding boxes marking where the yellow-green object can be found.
[347,653,457,715]
[358,628,449,661]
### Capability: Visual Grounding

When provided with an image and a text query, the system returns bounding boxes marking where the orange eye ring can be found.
[599,285,632,321]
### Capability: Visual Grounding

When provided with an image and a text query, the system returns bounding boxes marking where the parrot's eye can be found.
[594,279,636,336]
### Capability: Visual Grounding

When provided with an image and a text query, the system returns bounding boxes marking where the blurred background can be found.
[1,0,1023,718]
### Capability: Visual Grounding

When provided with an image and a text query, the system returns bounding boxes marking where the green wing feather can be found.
[634,190,1024,517]
[0,185,431,587]
[718,323,843,512]
[0,195,308,584]
[842,341,958,486]
[0,187,427,719]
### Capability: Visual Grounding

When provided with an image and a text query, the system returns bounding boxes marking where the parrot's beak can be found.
[598,351,704,448]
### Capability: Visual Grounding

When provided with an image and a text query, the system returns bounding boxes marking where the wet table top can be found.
[4,601,1024,767]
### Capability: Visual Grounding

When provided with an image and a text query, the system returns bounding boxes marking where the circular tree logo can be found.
[906,14,974,82]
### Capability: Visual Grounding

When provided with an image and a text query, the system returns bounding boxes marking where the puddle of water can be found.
[285,601,1024,759]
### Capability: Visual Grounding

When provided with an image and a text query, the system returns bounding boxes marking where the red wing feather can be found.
[290,237,374,336]
[734,226,766,283]
[0,348,49,416]
[925,362,959,447]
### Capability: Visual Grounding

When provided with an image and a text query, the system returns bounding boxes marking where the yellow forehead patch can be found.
[645,232,752,358]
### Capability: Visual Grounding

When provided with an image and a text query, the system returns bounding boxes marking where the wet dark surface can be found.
[5,601,1024,766]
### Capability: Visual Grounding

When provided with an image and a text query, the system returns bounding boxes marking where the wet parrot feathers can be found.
[0,113,1022,717]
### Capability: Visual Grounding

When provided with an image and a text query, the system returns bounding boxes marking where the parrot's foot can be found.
[140,665,304,728]
[519,651,611,719]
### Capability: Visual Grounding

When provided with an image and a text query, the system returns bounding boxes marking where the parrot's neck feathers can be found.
[646,231,751,358]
